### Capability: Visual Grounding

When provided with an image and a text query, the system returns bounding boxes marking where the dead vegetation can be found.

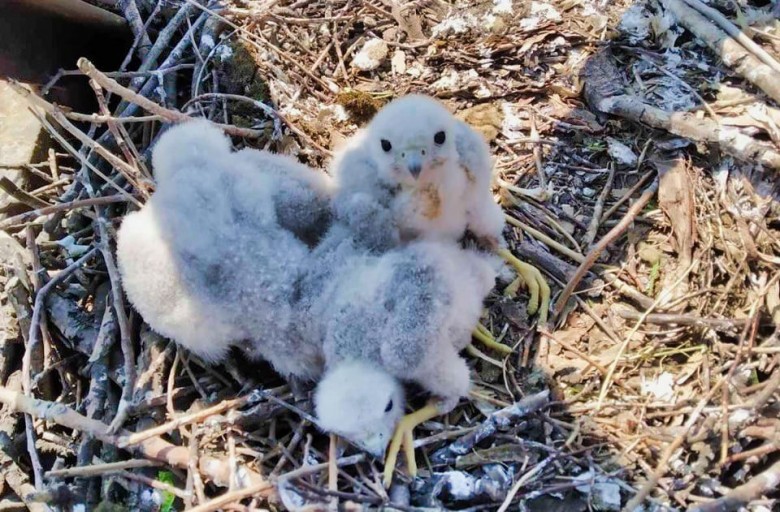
[0,0,779,510]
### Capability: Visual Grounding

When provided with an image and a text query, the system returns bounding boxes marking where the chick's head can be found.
[364,95,460,187]
[314,360,405,458]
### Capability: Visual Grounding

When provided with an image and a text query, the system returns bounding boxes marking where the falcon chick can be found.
[309,235,500,481]
[327,94,551,485]
[117,119,331,379]
[117,120,431,466]
[330,94,505,251]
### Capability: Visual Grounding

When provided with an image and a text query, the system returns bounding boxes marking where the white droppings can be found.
[391,50,406,75]
[443,471,477,499]
[607,137,638,166]
[200,34,215,50]
[493,0,513,14]
[432,14,480,36]
[641,371,675,401]
[215,44,233,62]
[520,2,562,30]
[618,4,651,43]
[729,408,751,428]
[351,39,389,71]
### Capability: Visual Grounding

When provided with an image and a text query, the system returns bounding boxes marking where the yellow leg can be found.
[471,324,513,355]
[497,248,550,324]
[383,403,441,488]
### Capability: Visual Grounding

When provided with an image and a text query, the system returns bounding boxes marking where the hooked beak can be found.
[403,149,424,179]
[352,432,389,459]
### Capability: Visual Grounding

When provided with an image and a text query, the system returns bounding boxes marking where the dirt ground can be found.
[0,0,779,510]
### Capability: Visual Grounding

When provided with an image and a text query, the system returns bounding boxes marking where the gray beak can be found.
[353,433,389,459]
[404,152,423,179]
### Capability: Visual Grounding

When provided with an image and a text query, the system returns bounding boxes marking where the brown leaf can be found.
[655,156,695,303]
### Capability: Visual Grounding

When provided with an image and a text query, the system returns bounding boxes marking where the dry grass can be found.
[0,0,778,510]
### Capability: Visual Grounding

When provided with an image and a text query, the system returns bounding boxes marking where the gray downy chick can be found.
[329,94,506,252]
[117,119,330,380]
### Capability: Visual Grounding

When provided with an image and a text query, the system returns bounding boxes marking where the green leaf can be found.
[157,471,176,512]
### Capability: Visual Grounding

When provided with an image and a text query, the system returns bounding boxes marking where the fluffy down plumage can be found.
[117,110,502,458]
[330,94,506,251]
[117,120,331,379]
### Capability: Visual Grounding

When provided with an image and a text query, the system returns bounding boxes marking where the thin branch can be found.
[553,178,658,318]
[78,58,266,139]
[0,386,276,498]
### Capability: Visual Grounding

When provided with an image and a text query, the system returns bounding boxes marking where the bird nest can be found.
[1,0,779,510]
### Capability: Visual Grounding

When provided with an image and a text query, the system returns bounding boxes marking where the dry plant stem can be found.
[0,386,275,497]
[615,307,748,333]
[64,112,165,124]
[8,82,140,182]
[0,178,49,209]
[606,94,780,169]
[95,215,136,434]
[530,114,547,189]
[0,196,130,230]
[35,115,141,207]
[601,169,655,222]
[689,458,780,512]
[23,248,99,396]
[186,93,331,154]
[133,3,197,79]
[0,449,47,512]
[660,0,780,104]
[119,0,152,60]
[598,260,695,410]
[25,228,52,372]
[277,454,366,510]
[623,379,725,511]
[584,49,780,168]
[583,164,615,247]
[329,434,338,509]
[553,179,658,317]
[77,59,265,139]
[187,426,207,506]
[46,459,159,478]
[170,481,272,512]
[89,79,147,186]
[497,456,557,512]
[680,0,780,75]
[505,215,585,263]
[119,393,255,448]
[21,248,98,488]
[720,290,763,464]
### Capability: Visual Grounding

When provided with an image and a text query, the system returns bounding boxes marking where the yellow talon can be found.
[471,324,513,355]
[383,403,441,488]
[497,248,550,324]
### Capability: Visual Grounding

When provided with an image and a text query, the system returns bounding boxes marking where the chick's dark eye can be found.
[384,400,393,413]
[381,139,392,152]
[434,131,446,145]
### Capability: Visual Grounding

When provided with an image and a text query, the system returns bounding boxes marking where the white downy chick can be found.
[330,94,505,251]
[315,360,405,457]
[117,120,331,379]
[309,238,500,456]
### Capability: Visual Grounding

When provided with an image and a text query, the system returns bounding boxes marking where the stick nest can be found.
[0,0,779,510]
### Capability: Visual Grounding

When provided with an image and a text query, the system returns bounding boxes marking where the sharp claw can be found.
[382,403,442,488]
[497,248,550,324]
[472,324,513,355]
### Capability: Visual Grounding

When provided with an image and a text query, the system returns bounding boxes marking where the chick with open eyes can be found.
[330,94,548,318]
[118,120,449,472]
[327,94,551,485]
[330,94,505,250]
